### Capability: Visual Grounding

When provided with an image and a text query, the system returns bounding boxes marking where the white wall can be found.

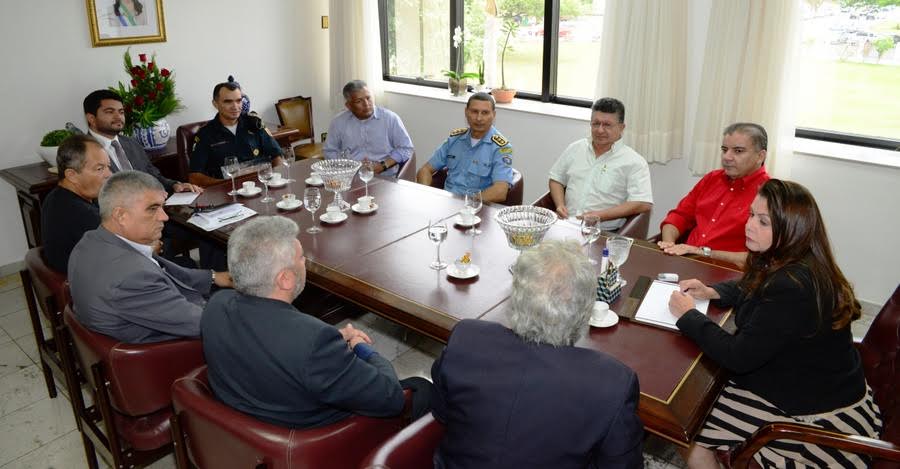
[0,0,331,267]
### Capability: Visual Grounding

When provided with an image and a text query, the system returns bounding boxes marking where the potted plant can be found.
[38,129,74,167]
[443,27,478,96]
[112,48,183,150]
[492,18,519,104]
[475,60,486,92]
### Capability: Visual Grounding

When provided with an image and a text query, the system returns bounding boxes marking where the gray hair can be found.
[506,240,595,347]
[724,122,768,152]
[467,92,495,111]
[98,170,164,220]
[342,79,368,100]
[57,134,101,178]
[228,216,300,297]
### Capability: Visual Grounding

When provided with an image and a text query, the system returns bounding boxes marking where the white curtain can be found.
[689,0,800,178]
[329,0,384,111]
[595,0,688,164]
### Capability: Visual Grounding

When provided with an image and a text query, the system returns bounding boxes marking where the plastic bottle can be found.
[600,247,609,273]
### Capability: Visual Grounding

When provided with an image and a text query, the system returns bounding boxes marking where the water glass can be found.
[282,146,295,193]
[359,160,374,198]
[427,219,449,270]
[580,216,601,265]
[464,191,483,235]
[223,156,240,196]
[304,187,322,233]
[606,235,634,285]
[258,163,274,203]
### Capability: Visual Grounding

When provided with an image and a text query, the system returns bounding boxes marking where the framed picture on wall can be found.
[86,0,167,47]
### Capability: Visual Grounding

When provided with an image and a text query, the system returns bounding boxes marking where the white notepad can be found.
[634,280,710,331]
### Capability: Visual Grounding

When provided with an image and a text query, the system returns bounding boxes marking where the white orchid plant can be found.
[443,26,478,81]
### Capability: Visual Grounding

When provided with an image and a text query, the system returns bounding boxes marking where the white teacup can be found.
[309,172,323,184]
[282,193,297,205]
[459,208,476,224]
[591,301,610,324]
[270,173,284,183]
[357,195,374,208]
[242,181,256,192]
[325,205,340,214]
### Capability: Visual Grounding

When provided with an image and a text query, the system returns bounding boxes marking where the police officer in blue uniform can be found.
[417,92,515,204]
[189,82,283,185]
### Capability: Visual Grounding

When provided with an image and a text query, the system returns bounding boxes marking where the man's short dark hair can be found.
[213,82,241,100]
[467,92,495,111]
[723,122,768,151]
[57,134,101,179]
[591,98,625,124]
[342,80,368,100]
[84,90,123,116]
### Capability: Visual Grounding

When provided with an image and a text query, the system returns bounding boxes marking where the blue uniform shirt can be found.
[427,126,515,195]
[190,113,283,179]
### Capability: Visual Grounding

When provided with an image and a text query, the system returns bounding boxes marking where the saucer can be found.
[320,211,348,224]
[589,303,619,328]
[267,179,289,188]
[453,214,481,227]
[236,187,262,197]
[276,200,302,210]
[305,177,324,186]
[351,203,378,214]
[447,264,479,279]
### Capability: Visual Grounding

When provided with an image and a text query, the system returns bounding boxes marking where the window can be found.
[794,1,900,149]
[379,0,600,105]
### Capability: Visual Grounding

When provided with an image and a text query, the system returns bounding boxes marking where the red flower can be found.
[138,53,147,63]
[160,68,171,77]
[134,96,145,106]
[156,82,164,91]
[130,66,141,75]
[148,92,157,101]
[148,62,155,71]
[136,69,146,79]
[124,105,132,114]
[131,79,138,87]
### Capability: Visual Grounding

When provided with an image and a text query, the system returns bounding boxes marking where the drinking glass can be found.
[304,187,322,234]
[258,163,274,203]
[464,191,483,235]
[282,146,295,194]
[580,216,601,265]
[359,160,374,198]
[427,219,449,270]
[606,235,634,285]
[223,156,240,196]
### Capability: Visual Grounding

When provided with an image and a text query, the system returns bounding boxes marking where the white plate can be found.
[276,200,302,210]
[267,179,289,188]
[589,303,619,328]
[351,203,379,214]
[447,264,480,279]
[320,211,348,224]
[236,187,262,197]
[305,177,324,186]
[453,214,481,227]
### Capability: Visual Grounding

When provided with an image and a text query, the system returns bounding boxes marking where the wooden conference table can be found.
[166,159,743,447]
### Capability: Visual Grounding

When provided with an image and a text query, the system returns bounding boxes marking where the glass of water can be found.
[258,163,274,203]
[304,187,322,234]
[359,160,374,198]
[427,219,449,270]
[606,235,634,285]
[580,215,601,265]
[223,156,240,197]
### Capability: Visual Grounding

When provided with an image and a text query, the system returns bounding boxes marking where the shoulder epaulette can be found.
[450,127,467,137]
[491,133,509,147]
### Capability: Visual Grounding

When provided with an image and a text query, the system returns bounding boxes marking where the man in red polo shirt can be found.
[658,123,770,266]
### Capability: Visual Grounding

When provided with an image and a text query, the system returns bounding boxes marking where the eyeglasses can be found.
[590,122,620,130]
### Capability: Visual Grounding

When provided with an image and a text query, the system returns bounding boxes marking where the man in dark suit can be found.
[68,171,231,343]
[201,216,432,429]
[431,240,644,469]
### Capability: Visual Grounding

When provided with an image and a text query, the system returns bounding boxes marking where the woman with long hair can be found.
[669,179,881,468]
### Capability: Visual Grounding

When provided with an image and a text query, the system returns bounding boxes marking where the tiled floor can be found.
[1,271,880,468]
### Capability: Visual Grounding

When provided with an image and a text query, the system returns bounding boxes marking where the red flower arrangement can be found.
[112,48,182,134]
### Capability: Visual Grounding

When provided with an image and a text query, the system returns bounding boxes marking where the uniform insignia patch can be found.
[502,156,512,166]
[491,134,508,146]
[194,136,200,143]
[252,148,260,156]
[499,147,513,155]
[450,127,467,136]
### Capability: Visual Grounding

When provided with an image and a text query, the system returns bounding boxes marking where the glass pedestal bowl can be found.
[311,159,361,212]
[495,205,557,269]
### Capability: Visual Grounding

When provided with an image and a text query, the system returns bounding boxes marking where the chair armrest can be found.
[107,339,204,415]
[531,191,555,211]
[617,210,650,239]
[730,422,900,469]
[361,413,446,469]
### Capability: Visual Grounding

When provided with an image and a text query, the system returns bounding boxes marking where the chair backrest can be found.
[360,413,445,469]
[173,365,409,469]
[530,191,650,238]
[859,284,900,446]
[24,247,69,328]
[63,306,203,417]
[275,96,315,142]
[176,121,208,180]
[396,152,417,182]
[429,167,523,206]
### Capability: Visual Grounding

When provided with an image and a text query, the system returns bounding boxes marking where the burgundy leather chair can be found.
[395,152,417,182]
[726,284,900,469]
[531,191,650,239]
[176,121,209,185]
[275,95,323,159]
[21,247,72,399]
[171,365,413,469]
[429,167,523,206]
[61,306,205,469]
[360,413,445,469]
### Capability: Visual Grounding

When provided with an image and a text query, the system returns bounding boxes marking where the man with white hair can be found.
[431,240,644,469]
[201,216,432,429]
[68,171,232,343]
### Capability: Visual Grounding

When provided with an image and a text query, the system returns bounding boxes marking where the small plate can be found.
[589,303,619,328]
[305,177,324,186]
[447,264,480,279]
[351,203,378,214]
[453,214,481,227]
[267,179,289,188]
[276,200,302,210]
[320,211,348,224]
[236,187,262,197]
[47,166,58,174]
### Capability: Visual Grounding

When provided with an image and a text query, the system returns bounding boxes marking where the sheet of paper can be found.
[187,204,256,231]
[164,192,200,206]
[634,280,710,331]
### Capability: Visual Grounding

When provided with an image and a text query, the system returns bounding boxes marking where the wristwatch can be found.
[210,270,216,284]
[699,246,712,258]
[379,160,389,171]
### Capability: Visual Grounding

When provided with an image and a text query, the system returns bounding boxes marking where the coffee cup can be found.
[459,208,475,224]
[357,195,374,208]
[591,301,610,324]
[282,193,297,205]
[326,205,340,214]
[270,172,284,183]
[242,181,256,192]
[309,172,323,184]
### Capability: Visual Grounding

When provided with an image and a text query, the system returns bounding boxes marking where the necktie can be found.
[110,139,133,171]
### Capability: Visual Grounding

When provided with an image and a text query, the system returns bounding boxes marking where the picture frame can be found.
[86,0,167,47]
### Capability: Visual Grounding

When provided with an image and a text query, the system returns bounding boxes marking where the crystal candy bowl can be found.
[495,205,557,251]
[311,159,361,193]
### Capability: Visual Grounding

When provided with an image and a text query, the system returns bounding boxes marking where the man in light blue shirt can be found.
[417,93,515,203]
[323,80,414,177]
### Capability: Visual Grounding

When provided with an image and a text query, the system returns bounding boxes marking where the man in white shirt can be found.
[548,97,652,231]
